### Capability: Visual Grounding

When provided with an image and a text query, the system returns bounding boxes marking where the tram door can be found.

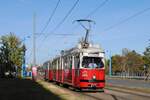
[74,54,80,86]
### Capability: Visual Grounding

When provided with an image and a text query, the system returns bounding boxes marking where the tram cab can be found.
[73,43,105,90]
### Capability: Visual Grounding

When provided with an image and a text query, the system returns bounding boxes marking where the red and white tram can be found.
[42,19,105,91]
[43,60,53,81]
[43,43,105,90]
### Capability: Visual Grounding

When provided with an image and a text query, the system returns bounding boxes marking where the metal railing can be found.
[109,72,150,80]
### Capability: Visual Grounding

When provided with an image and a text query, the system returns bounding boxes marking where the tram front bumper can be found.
[79,80,105,89]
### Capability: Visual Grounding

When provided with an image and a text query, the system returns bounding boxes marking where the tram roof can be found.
[62,43,104,55]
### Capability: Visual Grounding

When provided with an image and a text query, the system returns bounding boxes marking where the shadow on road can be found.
[0,78,62,100]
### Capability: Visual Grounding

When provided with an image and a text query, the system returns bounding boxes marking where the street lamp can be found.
[22,44,26,64]
[106,50,112,77]
[21,36,30,78]
[109,51,112,77]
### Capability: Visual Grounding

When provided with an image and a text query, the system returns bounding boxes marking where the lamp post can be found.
[21,36,30,78]
[109,50,112,77]
[22,44,26,78]
[106,50,112,77]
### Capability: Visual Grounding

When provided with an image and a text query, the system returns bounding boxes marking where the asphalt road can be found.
[106,78,150,89]
[83,89,150,100]
[0,78,150,100]
[0,78,61,100]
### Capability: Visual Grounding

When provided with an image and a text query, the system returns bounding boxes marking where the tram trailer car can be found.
[43,43,105,90]
[43,60,53,81]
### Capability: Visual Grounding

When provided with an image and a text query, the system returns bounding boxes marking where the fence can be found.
[110,72,150,80]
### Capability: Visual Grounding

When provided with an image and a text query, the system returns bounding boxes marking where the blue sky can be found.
[0,0,150,64]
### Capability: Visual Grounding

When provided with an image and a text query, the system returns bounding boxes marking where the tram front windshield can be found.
[82,56,104,68]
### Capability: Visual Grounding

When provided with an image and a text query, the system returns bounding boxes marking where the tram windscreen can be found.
[82,57,104,68]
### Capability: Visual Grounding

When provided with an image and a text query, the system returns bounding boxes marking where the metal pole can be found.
[109,50,112,77]
[22,44,26,77]
[21,38,26,78]
[85,29,89,43]
[33,13,36,66]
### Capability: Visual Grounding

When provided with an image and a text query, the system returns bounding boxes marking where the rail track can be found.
[38,79,150,100]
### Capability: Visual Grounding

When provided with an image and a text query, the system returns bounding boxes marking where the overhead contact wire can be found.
[40,0,61,36]
[44,0,80,38]
[104,7,150,31]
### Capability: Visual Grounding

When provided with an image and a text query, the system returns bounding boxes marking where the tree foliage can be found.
[126,50,144,73]
[111,49,144,75]
[143,46,150,77]
[112,55,124,73]
[143,47,150,67]
[0,33,25,77]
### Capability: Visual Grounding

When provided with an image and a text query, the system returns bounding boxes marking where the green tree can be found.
[111,49,144,75]
[143,47,150,67]
[112,55,124,75]
[0,33,25,77]
[143,46,150,78]
[126,50,144,74]
[105,59,109,74]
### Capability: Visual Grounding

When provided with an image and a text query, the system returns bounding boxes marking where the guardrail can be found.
[109,75,150,80]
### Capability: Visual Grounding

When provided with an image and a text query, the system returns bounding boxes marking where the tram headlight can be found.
[93,75,96,79]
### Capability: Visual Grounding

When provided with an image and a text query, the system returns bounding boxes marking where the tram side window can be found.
[69,56,72,69]
[43,64,46,70]
[66,56,72,69]
[64,57,67,69]
[49,62,52,69]
[67,57,69,69]
[45,64,47,70]
[74,55,80,69]
[53,60,57,70]
[58,59,60,70]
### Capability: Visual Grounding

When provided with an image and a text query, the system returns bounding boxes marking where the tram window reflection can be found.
[82,57,104,68]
